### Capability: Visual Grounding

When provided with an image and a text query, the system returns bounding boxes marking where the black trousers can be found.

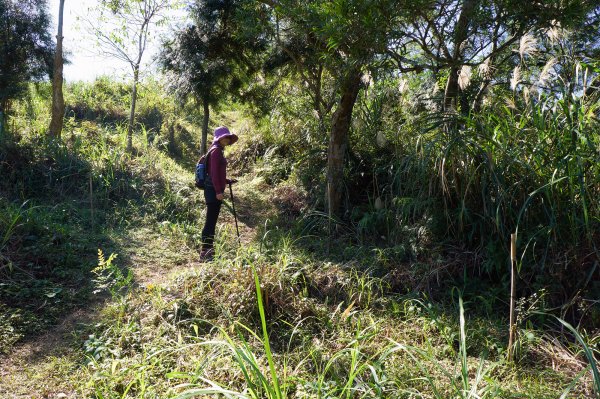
[201,200,222,251]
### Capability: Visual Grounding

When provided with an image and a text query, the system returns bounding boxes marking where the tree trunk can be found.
[49,0,66,138]
[444,65,461,112]
[443,0,478,113]
[127,66,139,152]
[201,96,210,155]
[327,68,362,218]
[472,68,494,113]
[0,110,4,141]
[168,119,176,154]
[0,100,9,140]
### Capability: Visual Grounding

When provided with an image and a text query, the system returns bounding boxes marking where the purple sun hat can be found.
[212,126,238,144]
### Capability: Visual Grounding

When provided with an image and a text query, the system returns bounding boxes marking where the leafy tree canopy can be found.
[161,0,270,105]
[0,0,53,113]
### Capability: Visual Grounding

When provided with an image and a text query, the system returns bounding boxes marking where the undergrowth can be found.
[0,78,598,398]
[65,230,600,398]
[0,98,205,352]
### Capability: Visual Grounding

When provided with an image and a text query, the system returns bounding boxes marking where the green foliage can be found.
[65,78,131,124]
[173,267,284,399]
[76,245,596,398]
[0,0,53,113]
[390,297,502,399]
[2,88,596,396]
[0,78,208,353]
[8,79,201,163]
[0,195,98,352]
[160,0,268,103]
[92,250,133,298]
[551,315,600,398]
[2,1,600,393]
[307,63,599,298]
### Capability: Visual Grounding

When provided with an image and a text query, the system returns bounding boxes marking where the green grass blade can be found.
[560,366,592,399]
[554,317,600,396]
[253,266,283,399]
[459,295,468,395]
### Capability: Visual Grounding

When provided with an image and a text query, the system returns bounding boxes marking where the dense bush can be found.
[247,64,599,323]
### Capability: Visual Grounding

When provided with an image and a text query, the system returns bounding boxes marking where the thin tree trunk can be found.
[327,67,362,218]
[127,66,139,152]
[168,119,176,153]
[0,100,8,139]
[459,89,470,116]
[444,65,461,112]
[201,96,210,155]
[314,64,329,136]
[472,79,490,113]
[49,0,65,138]
[443,0,478,113]
[473,21,502,113]
[0,110,4,141]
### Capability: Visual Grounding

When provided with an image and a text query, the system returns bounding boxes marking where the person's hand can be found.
[216,193,224,201]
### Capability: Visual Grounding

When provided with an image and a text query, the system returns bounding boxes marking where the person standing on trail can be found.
[200,126,238,261]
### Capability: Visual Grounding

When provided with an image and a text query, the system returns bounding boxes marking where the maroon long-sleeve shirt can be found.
[208,143,227,194]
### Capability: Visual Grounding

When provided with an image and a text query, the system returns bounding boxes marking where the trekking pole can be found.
[228,181,241,243]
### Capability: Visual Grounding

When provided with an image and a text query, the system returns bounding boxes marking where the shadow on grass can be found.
[0,134,185,355]
[255,211,508,318]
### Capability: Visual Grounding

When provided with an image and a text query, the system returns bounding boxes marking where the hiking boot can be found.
[199,248,215,262]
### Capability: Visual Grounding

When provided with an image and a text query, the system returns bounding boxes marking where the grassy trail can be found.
[0,161,596,398]
[0,168,268,397]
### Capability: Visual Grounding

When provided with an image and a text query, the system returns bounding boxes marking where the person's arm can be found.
[209,147,227,197]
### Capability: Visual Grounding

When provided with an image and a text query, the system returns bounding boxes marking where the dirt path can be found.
[0,172,277,398]
[0,185,267,398]
[0,304,104,398]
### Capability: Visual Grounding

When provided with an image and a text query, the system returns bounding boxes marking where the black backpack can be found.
[195,148,217,189]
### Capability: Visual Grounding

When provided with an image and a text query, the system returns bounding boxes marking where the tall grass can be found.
[390,295,500,398]
[552,315,600,398]
[0,201,28,254]
[347,68,600,305]
[171,267,284,399]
